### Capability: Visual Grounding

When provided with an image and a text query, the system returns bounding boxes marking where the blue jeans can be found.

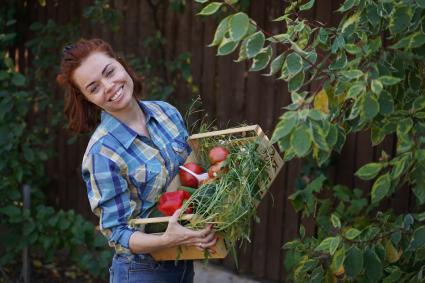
[109,253,194,283]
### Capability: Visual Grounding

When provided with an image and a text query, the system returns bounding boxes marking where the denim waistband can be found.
[114,252,155,263]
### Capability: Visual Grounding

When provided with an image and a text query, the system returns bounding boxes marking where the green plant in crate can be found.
[195,0,425,281]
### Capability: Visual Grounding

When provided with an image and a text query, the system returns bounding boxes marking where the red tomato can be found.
[208,146,229,165]
[179,162,204,188]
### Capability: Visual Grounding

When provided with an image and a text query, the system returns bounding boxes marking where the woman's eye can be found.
[90,86,98,93]
[106,68,114,77]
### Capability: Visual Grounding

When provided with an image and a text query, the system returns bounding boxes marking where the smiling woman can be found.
[56,38,217,283]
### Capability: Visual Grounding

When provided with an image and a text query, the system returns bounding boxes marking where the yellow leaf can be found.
[334,265,345,277]
[385,239,401,263]
[314,89,329,114]
[33,259,42,268]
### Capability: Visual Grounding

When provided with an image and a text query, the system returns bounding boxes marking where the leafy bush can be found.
[1,0,199,281]
[196,0,425,281]
[0,1,118,280]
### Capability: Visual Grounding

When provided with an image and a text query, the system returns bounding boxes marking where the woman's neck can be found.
[109,98,148,136]
[113,98,143,124]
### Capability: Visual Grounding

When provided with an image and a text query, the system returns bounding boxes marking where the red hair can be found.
[56,38,143,133]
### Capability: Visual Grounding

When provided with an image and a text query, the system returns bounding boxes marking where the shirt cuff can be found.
[116,227,138,249]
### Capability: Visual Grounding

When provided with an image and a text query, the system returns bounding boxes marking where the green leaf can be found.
[286,52,303,75]
[344,43,362,55]
[329,236,341,256]
[217,37,238,56]
[344,228,361,240]
[362,93,380,121]
[246,31,265,59]
[235,37,249,62]
[371,173,391,204]
[371,79,383,94]
[229,12,250,41]
[208,16,230,47]
[318,27,328,44]
[340,69,363,80]
[364,248,383,281]
[342,10,361,33]
[397,118,413,135]
[290,125,312,157]
[378,90,394,115]
[337,0,358,13]
[417,0,425,8]
[0,205,21,217]
[265,53,285,76]
[410,226,425,250]
[412,185,425,205]
[379,76,402,86]
[331,214,341,229]
[23,144,34,162]
[195,0,208,3]
[344,246,363,278]
[391,154,411,180]
[346,82,365,99]
[413,96,425,111]
[249,46,272,72]
[271,112,298,143]
[331,248,345,273]
[389,6,412,34]
[299,0,315,11]
[288,71,305,91]
[315,237,335,253]
[409,32,425,48]
[355,162,383,180]
[310,122,329,151]
[197,2,223,16]
[11,73,26,86]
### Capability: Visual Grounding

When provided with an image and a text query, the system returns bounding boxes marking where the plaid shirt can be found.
[82,100,191,254]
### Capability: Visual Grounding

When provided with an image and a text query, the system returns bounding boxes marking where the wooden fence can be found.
[29,0,413,281]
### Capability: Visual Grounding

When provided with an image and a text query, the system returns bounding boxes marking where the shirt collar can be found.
[100,100,157,149]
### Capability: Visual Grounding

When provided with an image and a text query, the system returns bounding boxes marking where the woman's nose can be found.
[101,78,114,93]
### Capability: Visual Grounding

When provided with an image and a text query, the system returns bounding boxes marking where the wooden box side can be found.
[150,235,228,261]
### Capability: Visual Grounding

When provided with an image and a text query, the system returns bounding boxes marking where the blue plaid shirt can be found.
[82,100,191,254]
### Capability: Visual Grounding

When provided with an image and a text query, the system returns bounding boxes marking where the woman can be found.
[57,38,216,283]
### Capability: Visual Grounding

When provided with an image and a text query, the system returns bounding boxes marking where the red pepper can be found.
[158,190,192,216]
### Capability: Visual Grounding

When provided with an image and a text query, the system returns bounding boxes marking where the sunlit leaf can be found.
[314,89,329,114]
[197,2,223,16]
[208,16,230,47]
[371,173,391,204]
[246,31,265,58]
[229,12,249,41]
[286,52,303,75]
[291,124,312,157]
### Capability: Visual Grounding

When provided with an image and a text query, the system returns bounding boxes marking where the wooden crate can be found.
[129,125,284,261]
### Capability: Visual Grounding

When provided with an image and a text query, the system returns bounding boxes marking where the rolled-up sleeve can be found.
[82,152,137,249]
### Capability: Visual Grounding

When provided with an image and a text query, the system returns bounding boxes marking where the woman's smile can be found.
[109,85,124,102]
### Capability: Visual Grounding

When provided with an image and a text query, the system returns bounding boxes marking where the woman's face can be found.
[72,51,134,114]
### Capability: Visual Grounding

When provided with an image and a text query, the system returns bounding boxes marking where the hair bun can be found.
[56,73,66,86]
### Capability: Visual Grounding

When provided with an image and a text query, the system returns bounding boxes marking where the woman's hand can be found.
[161,209,217,252]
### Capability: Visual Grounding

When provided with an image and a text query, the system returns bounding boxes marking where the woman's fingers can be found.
[186,223,212,238]
[199,230,215,244]
[169,208,182,224]
[194,235,218,252]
